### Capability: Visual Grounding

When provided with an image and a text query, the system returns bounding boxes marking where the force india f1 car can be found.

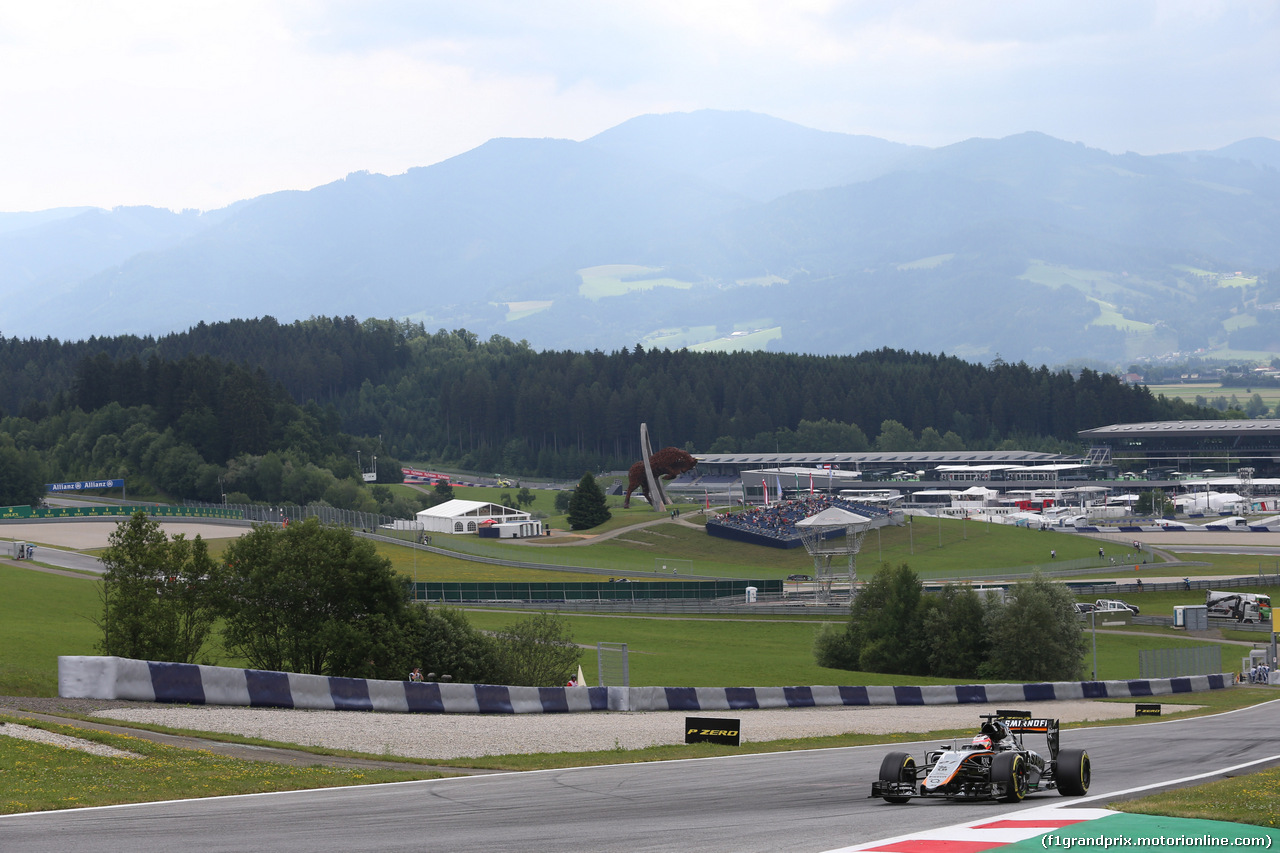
[870,710,1090,803]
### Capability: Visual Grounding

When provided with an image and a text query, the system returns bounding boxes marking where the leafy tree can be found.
[567,472,611,530]
[97,511,220,663]
[875,419,918,452]
[851,563,928,675]
[553,490,573,513]
[217,517,409,678]
[516,487,536,508]
[404,605,500,684]
[981,573,1086,682]
[491,612,582,687]
[816,564,928,675]
[922,585,990,678]
[434,481,455,500]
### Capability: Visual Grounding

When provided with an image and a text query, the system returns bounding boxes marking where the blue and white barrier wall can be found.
[58,656,1232,714]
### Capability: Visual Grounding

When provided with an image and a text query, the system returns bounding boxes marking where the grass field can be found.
[688,326,783,353]
[414,510,1147,580]
[0,714,441,815]
[577,264,696,300]
[1114,761,1280,827]
[0,565,104,696]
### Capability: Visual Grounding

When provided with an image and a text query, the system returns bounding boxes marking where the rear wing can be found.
[995,710,1060,758]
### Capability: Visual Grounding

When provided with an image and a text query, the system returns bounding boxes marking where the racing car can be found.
[870,709,1090,803]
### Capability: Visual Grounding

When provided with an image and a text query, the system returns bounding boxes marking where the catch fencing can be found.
[1138,645,1223,679]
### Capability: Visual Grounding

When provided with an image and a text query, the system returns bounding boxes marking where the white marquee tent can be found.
[415,500,536,535]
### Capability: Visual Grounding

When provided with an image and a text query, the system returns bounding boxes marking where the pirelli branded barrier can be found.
[59,656,1233,715]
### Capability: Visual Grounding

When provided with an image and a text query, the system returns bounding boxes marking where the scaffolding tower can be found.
[796,507,873,602]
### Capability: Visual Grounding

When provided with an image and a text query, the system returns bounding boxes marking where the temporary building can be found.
[415,499,538,535]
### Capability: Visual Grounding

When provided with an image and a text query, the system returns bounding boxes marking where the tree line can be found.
[0,316,1223,507]
[98,512,581,685]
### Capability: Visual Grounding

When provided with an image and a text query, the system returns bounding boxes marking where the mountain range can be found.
[3,109,1279,367]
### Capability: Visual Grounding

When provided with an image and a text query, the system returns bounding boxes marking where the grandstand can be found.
[706,494,899,549]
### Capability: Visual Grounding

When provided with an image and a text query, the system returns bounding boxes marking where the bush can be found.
[491,612,582,686]
[403,605,500,684]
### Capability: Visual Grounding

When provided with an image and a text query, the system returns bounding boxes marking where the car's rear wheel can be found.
[992,752,1028,802]
[1055,749,1090,796]
[878,751,916,804]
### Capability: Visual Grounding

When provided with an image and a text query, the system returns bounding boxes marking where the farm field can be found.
[1147,383,1280,411]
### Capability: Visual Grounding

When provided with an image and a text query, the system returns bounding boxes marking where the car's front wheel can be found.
[1055,749,1090,796]
[992,752,1028,802]
[877,751,916,804]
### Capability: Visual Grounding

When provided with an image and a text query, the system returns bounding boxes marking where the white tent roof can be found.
[796,507,873,527]
[416,499,531,521]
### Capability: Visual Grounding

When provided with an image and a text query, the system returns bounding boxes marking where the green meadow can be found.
[412,506,1146,581]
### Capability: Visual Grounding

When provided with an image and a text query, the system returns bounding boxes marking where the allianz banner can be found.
[46,479,125,492]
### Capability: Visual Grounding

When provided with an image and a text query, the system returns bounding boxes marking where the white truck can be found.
[1094,598,1140,615]
[1205,591,1272,623]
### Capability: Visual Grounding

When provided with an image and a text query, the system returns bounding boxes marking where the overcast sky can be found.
[2,0,1277,212]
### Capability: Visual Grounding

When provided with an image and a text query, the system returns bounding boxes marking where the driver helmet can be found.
[971,734,993,750]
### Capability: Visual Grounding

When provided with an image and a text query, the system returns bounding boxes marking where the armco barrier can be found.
[58,656,1232,714]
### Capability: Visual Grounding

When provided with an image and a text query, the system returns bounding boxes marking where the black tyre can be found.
[878,751,916,804]
[992,752,1028,803]
[1055,748,1090,796]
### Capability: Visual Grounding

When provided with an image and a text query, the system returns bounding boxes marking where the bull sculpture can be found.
[623,447,698,508]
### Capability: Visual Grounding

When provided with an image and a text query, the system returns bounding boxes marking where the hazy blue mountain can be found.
[0,206,226,331]
[1194,137,1280,171]
[0,207,98,235]
[585,109,920,201]
[2,110,1278,367]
